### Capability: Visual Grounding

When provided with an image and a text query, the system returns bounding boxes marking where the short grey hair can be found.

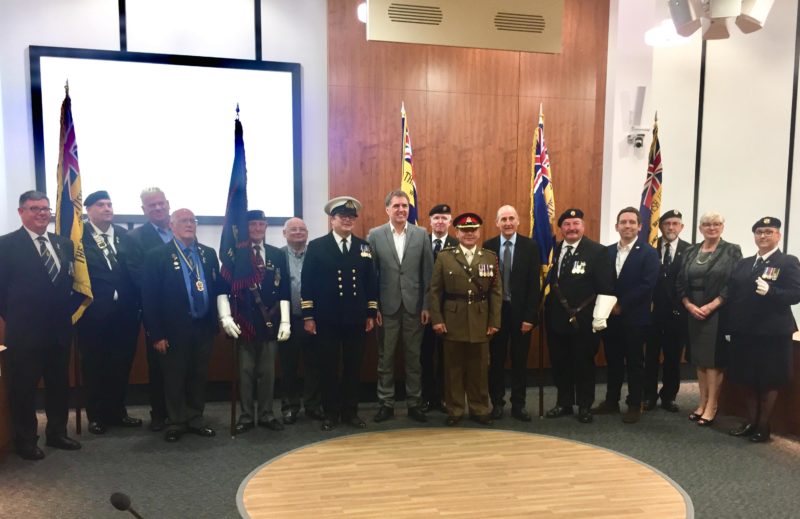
[699,211,725,225]
[140,187,165,202]
[19,190,49,207]
[495,205,518,221]
[384,190,410,207]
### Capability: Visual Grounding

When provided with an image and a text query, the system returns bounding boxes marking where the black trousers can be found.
[420,323,445,405]
[602,321,646,407]
[547,326,599,409]
[5,339,70,448]
[489,302,532,409]
[316,321,365,420]
[279,316,322,414]
[146,334,168,422]
[644,319,685,402]
[77,306,139,423]
[159,326,213,431]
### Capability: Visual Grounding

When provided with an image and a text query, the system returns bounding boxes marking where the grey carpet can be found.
[1,382,799,519]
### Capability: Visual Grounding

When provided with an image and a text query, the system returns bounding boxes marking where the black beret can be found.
[659,210,683,223]
[84,190,110,207]
[752,217,781,232]
[247,210,267,221]
[429,204,452,216]
[557,208,584,226]
[453,212,482,229]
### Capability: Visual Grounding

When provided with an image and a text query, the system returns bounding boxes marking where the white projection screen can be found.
[29,46,302,224]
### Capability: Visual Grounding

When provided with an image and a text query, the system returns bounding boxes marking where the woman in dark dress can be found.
[676,211,742,426]
[726,217,800,442]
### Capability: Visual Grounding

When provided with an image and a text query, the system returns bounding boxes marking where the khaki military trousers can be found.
[443,340,490,418]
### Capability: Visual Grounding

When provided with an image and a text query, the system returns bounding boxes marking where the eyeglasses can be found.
[700,222,722,228]
[755,230,776,237]
[174,218,198,225]
[286,227,307,233]
[24,206,52,214]
[334,214,356,221]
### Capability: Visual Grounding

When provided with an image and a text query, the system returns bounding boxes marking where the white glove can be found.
[755,277,769,296]
[217,294,241,339]
[592,318,608,332]
[277,300,291,342]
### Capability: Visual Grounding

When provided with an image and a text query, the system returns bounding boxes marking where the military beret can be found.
[247,210,267,221]
[453,212,482,230]
[84,190,110,207]
[659,210,683,224]
[324,196,362,217]
[752,217,781,232]
[429,204,452,216]
[557,208,584,226]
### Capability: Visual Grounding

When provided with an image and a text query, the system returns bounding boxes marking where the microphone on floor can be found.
[110,492,145,519]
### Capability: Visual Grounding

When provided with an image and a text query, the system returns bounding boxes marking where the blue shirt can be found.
[152,222,174,244]
[175,241,209,318]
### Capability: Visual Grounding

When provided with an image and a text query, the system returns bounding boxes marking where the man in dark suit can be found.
[643,209,689,412]
[592,207,659,423]
[369,190,433,423]
[141,208,223,442]
[420,203,458,413]
[544,209,616,424]
[0,191,81,460]
[128,187,172,431]
[218,210,291,434]
[77,191,143,435]
[483,205,541,421]
[301,197,378,431]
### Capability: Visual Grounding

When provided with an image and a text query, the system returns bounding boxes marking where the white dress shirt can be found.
[616,238,636,276]
[391,221,408,262]
[332,230,351,253]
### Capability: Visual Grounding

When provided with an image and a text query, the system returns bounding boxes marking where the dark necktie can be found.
[752,257,765,274]
[341,238,348,255]
[559,245,573,278]
[433,238,442,260]
[503,241,512,300]
[184,247,207,316]
[37,236,58,283]
[253,244,265,269]
[663,242,672,270]
[101,233,119,269]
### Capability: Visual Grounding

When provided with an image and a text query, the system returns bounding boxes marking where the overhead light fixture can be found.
[357,2,367,24]
[667,0,774,40]
[645,19,692,47]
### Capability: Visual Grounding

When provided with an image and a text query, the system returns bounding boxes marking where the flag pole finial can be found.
[236,103,240,120]
[64,80,69,96]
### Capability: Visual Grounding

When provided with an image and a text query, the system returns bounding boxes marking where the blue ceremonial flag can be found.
[638,114,662,247]
[54,84,92,323]
[529,104,556,292]
[400,103,419,225]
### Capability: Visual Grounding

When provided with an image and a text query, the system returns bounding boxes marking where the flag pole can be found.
[538,311,545,418]
[230,337,238,438]
[73,334,82,434]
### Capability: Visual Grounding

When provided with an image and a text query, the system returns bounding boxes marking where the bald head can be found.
[495,205,520,239]
[170,208,197,246]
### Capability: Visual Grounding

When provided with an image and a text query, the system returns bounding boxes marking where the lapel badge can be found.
[762,267,780,281]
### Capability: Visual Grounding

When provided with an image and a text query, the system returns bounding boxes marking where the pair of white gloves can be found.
[217,295,291,341]
[592,294,618,333]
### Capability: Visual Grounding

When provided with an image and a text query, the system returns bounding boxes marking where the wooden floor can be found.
[238,428,690,518]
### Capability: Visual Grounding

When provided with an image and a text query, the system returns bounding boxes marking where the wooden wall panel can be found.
[427,47,520,96]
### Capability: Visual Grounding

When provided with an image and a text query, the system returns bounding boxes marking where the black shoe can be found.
[696,415,716,427]
[750,430,771,443]
[259,418,285,431]
[511,407,532,422]
[115,416,143,427]
[490,406,504,420]
[642,399,657,411]
[45,435,81,450]
[321,419,336,431]
[420,401,432,413]
[622,406,642,424]
[407,406,428,423]
[373,406,395,423]
[149,416,166,432]
[16,445,45,461]
[234,422,254,435]
[545,405,573,418]
[432,401,448,414]
[445,415,462,426]
[187,426,216,437]
[660,400,680,413]
[688,412,702,421]
[305,408,325,420]
[282,410,298,425]
[345,415,367,428]
[470,414,493,425]
[164,429,182,442]
[577,408,593,424]
[88,421,107,435]
[590,401,620,415]
[730,423,756,437]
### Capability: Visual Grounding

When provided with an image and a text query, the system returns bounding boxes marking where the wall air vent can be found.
[367,0,563,54]
[388,3,444,26]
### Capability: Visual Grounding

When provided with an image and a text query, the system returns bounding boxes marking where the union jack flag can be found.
[529,104,556,293]
[400,103,419,225]
[54,85,92,323]
[638,115,662,247]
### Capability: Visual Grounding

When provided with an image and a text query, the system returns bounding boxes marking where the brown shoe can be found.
[622,406,642,424]
[590,401,620,415]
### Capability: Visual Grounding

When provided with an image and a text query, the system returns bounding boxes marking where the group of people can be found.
[1,186,798,461]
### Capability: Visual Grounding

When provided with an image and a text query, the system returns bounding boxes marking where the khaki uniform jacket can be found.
[429,246,502,343]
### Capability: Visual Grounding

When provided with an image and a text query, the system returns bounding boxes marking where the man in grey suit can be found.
[369,190,433,423]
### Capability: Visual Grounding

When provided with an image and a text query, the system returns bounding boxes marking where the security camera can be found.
[627,126,650,148]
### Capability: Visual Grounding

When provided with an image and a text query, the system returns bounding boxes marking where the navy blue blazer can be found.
[607,240,660,327]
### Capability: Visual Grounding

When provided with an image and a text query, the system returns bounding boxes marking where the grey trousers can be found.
[238,339,277,423]
[376,305,423,408]
[160,329,213,431]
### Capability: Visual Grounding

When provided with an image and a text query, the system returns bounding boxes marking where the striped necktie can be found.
[36,236,58,283]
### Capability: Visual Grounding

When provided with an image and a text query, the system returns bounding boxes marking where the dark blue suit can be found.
[602,240,659,408]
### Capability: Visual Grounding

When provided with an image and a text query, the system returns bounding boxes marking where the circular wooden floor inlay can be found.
[238,428,692,518]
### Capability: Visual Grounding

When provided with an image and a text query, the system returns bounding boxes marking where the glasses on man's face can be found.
[755,230,776,237]
[701,222,722,228]
[25,206,52,214]
[286,227,307,233]
[174,218,198,226]
[335,215,356,221]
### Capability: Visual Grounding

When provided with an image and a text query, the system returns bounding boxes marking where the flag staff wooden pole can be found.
[230,338,238,438]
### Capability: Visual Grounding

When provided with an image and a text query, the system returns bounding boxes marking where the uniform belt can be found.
[444,292,487,304]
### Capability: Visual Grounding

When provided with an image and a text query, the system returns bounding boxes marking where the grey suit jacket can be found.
[368,222,433,315]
